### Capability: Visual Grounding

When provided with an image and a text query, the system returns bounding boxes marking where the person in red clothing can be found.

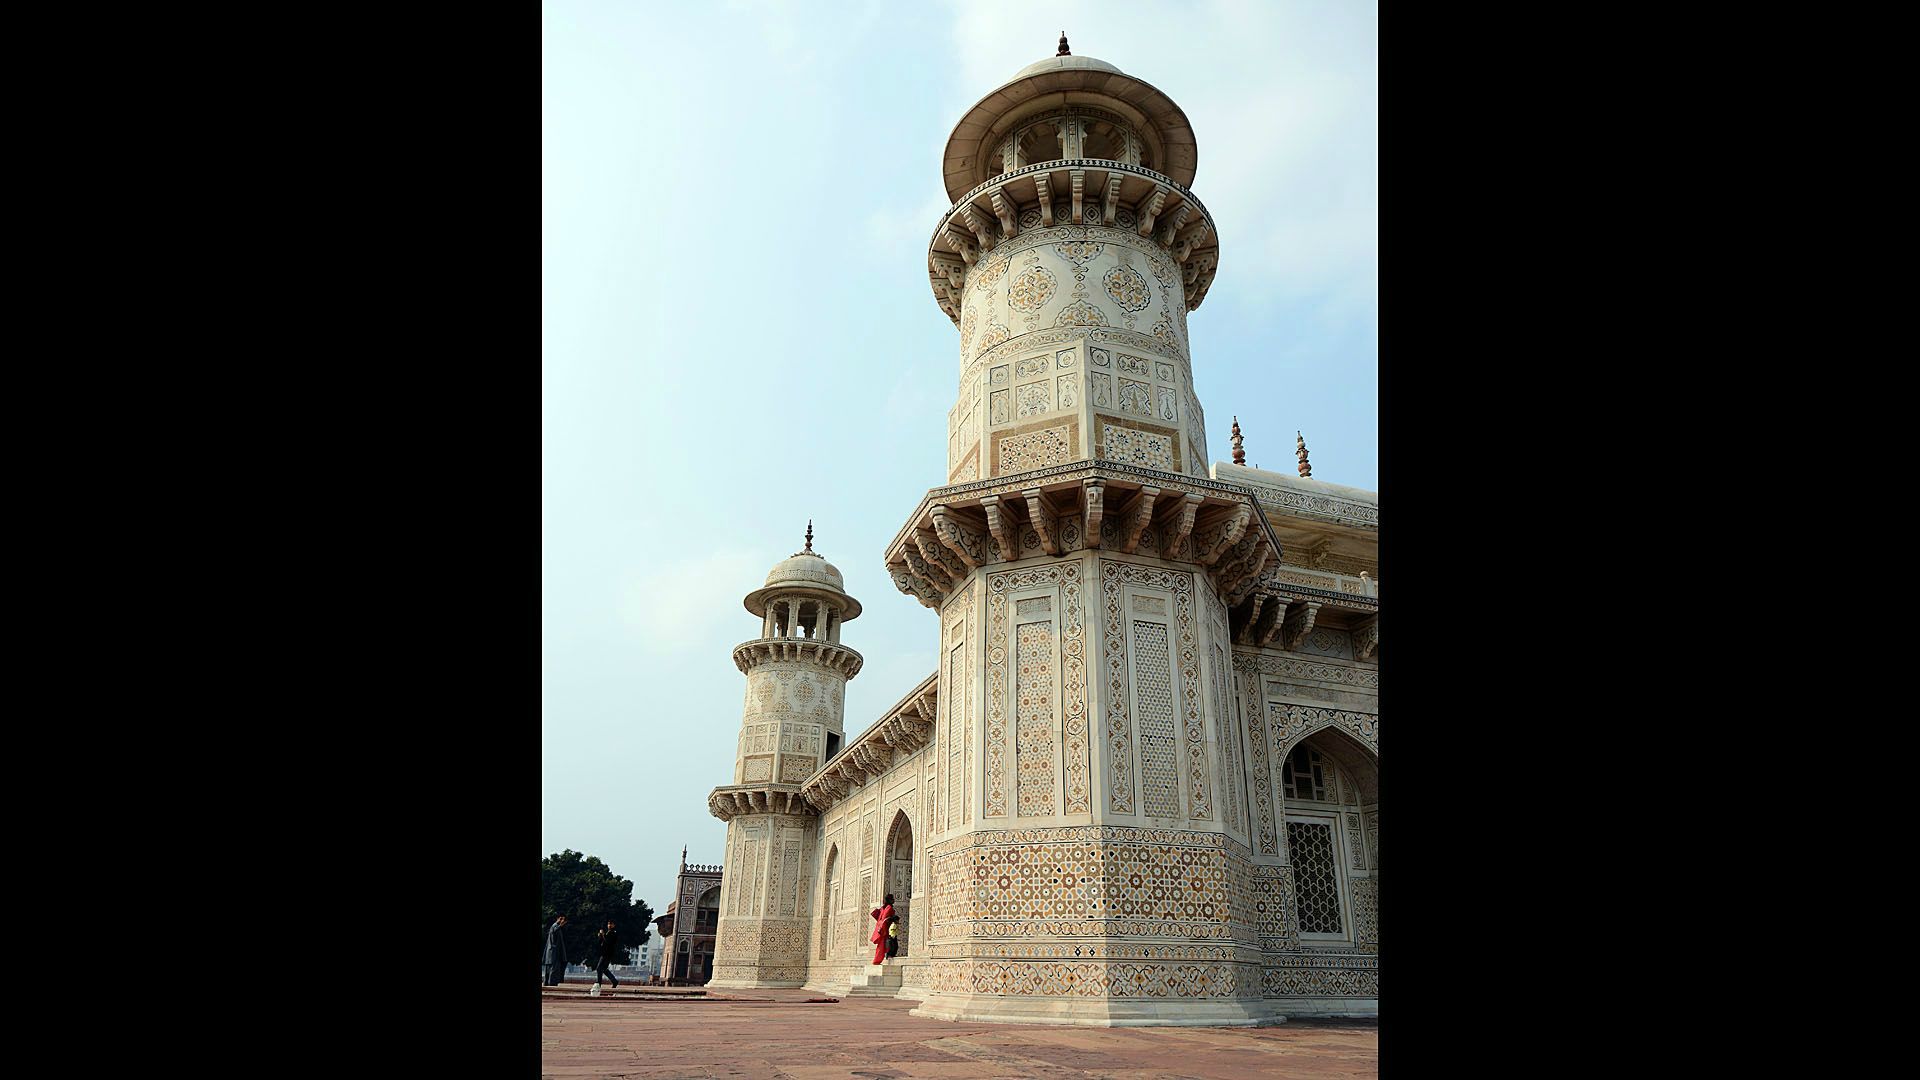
[868,894,896,964]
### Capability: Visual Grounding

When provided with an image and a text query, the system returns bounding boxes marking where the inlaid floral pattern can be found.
[1008,265,1057,314]
[1103,265,1151,313]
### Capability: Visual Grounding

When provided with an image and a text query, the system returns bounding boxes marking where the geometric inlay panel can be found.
[1131,620,1180,819]
[1014,620,1058,817]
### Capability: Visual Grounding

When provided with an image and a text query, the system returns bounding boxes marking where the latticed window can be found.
[1286,819,1345,935]
[1282,744,1331,802]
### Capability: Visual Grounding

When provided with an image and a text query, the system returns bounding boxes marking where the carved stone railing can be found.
[925,159,1222,323]
[731,637,863,678]
[801,671,938,811]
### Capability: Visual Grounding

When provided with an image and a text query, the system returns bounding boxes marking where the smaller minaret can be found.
[1296,431,1312,478]
[708,529,864,989]
[1230,417,1245,465]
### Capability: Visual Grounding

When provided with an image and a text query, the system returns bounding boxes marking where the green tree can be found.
[540,849,655,968]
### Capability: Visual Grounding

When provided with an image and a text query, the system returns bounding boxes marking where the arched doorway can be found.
[884,811,913,957]
[692,885,720,984]
[819,845,840,959]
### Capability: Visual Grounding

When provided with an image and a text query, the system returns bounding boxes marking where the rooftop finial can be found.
[681,845,687,869]
[1058,31,1070,56]
[804,520,814,554]
[1296,431,1312,478]
[1230,416,1246,466]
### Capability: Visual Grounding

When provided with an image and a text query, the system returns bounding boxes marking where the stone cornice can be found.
[800,671,938,811]
[731,638,864,679]
[1222,473,1378,531]
[927,159,1221,322]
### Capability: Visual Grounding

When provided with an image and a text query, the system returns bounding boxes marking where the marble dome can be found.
[762,551,845,592]
[742,540,862,620]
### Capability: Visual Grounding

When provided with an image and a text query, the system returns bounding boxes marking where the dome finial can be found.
[1057,31,1070,56]
[1230,416,1245,466]
[1296,432,1312,478]
[804,519,815,554]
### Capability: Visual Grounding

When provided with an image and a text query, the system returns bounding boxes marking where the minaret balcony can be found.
[926,159,1221,323]
[731,637,863,678]
[707,783,812,822]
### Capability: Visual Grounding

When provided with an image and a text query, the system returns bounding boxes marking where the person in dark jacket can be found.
[593,919,622,991]
[542,915,568,986]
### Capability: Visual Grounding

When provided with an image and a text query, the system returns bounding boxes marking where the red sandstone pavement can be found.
[541,989,1377,1079]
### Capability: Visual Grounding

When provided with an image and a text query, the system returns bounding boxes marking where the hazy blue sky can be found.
[543,0,1376,927]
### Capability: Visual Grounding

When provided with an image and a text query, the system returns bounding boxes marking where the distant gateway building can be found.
[706,41,1377,1025]
[651,850,721,984]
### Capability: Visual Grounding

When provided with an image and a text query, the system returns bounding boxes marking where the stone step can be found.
[843,963,904,996]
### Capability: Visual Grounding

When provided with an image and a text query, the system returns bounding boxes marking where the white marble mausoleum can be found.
[705,39,1377,1026]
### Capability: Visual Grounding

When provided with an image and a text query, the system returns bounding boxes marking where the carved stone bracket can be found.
[1034,173,1053,226]
[932,504,987,568]
[1219,541,1273,607]
[1352,614,1378,661]
[1070,168,1086,223]
[1197,503,1251,566]
[1082,479,1106,549]
[980,495,1018,562]
[914,527,969,582]
[1282,600,1321,652]
[1257,598,1286,647]
[942,224,977,265]
[1156,203,1192,248]
[1103,173,1124,227]
[1160,492,1203,559]
[1174,220,1212,263]
[890,565,945,610]
[990,191,1018,238]
[1138,187,1168,236]
[1120,485,1160,554]
[961,203,995,251]
[1234,593,1267,645]
[1023,488,1061,556]
[901,543,952,592]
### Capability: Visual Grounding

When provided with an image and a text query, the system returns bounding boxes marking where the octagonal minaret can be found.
[928,44,1221,489]
[708,524,862,988]
[887,38,1290,1027]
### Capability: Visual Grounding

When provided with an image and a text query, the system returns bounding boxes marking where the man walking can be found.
[543,915,569,986]
[592,918,622,995]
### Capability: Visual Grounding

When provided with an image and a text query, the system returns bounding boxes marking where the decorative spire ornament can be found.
[1296,432,1312,478]
[804,519,814,554]
[1230,416,1245,465]
[1058,31,1070,56]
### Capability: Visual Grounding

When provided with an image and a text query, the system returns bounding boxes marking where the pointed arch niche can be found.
[883,810,915,957]
[1276,726,1378,953]
[819,844,841,960]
